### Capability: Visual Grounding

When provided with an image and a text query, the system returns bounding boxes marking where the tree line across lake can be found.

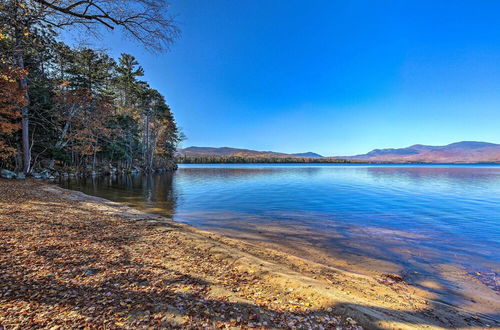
[0,0,181,175]
[176,156,362,164]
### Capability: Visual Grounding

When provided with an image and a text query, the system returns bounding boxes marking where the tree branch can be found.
[31,0,179,51]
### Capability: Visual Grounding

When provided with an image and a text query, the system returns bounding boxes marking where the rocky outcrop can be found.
[1,161,178,181]
[0,169,16,179]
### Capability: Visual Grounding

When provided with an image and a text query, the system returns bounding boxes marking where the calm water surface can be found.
[59,164,500,311]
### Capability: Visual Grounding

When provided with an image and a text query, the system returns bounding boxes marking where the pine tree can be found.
[0,0,178,173]
[115,53,144,110]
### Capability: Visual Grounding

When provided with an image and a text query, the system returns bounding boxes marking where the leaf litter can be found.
[0,180,362,329]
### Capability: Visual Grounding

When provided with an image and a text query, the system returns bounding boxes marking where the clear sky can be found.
[66,0,500,156]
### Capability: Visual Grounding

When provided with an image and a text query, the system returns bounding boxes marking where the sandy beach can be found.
[0,179,497,329]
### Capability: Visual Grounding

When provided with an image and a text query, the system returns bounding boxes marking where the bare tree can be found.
[33,0,179,51]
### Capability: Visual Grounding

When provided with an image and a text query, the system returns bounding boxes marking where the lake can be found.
[58,164,500,315]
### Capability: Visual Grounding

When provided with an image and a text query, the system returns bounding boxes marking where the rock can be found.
[1,169,17,179]
[102,165,117,175]
[16,173,26,179]
[32,172,42,179]
[379,273,405,286]
[384,273,404,282]
[40,159,55,169]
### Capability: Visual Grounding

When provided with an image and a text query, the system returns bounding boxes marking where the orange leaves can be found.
[58,80,71,88]
[54,88,116,157]
[0,66,27,158]
[0,180,357,329]
[0,66,26,132]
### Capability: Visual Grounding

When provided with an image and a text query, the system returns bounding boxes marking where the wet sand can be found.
[195,217,500,321]
[0,179,498,329]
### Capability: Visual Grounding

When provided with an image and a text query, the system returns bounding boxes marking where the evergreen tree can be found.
[115,53,144,110]
[0,0,178,173]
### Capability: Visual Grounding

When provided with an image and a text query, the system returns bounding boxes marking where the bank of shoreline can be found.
[0,180,497,329]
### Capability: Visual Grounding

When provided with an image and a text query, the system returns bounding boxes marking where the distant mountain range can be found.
[177,146,323,159]
[345,141,500,162]
[178,141,500,163]
[291,152,324,158]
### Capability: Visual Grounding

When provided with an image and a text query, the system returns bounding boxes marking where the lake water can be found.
[59,164,500,314]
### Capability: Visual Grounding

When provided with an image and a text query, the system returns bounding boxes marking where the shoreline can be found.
[0,180,498,329]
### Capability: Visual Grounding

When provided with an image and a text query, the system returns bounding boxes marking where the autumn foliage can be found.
[0,41,181,171]
[0,66,27,159]
[54,89,117,166]
[0,0,181,172]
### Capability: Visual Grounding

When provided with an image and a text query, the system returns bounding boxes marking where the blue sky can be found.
[66,1,500,156]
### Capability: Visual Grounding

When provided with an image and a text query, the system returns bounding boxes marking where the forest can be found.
[0,0,181,177]
[176,156,359,164]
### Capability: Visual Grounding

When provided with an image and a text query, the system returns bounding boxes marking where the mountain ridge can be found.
[177,146,306,159]
[177,141,500,162]
[292,152,324,158]
[345,141,500,162]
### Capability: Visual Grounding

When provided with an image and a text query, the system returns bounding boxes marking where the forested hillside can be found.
[176,146,349,163]
[0,0,181,177]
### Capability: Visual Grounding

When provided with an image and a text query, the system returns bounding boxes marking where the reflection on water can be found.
[64,172,179,218]
[59,164,500,315]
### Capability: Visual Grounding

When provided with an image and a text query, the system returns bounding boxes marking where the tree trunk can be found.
[144,112,150,171]
[15,31,31,174]
[92,146,97,171]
